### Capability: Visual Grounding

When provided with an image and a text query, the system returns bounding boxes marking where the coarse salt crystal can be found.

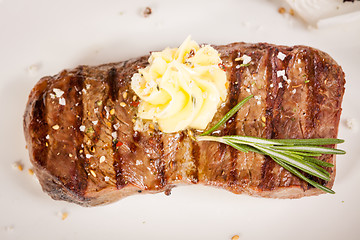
[104,176,110,182]
[104,106,110,118]
[79,125,85,132]
[270,83,274,88]
[45,134,50,139]
[50,93,56,99]
[242,55,252,64]
[133,118,144,132]
[257,100,261,105]
[277,52,286,61]
[100,156,106,163]
[86,154,92,159]
[113,122,120,130]
[111,132,117,139]
[277,70,285,78]
[246,88,251,93]
[59,97,66,106]
[282,75,291,85]
[292,89,296,94]
[53,88,64,98]
[278,82,283,88]
[92,120,98,125]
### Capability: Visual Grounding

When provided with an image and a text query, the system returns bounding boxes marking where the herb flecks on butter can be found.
[131,36,228,133]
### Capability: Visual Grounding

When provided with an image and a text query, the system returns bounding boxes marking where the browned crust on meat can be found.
[23,42,345,206]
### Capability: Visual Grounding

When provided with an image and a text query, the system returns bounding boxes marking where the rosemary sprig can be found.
[197,95,345,194]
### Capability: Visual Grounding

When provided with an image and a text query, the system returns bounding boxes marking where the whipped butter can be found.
[131,36,228,133]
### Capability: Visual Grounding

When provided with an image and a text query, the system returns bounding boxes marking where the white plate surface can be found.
[0,0,359,239]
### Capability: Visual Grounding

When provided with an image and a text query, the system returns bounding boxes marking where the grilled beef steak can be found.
[23,42,345,206]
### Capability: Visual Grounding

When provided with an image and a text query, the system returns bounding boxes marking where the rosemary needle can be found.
[200,95,253,136]
[197,96,345,193]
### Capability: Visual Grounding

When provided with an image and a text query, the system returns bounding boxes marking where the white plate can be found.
[0,0,359,239]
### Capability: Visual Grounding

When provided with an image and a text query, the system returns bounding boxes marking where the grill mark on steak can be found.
[113,131,125,190]
[154,131,167,187]
[261,47,277,191]
[264,49,275,140]
[226,52,242,187]
[106,67,119,101]
[114,158,126,189]
[104,67,127,190]
[162,132,185,183]
[233,65,252,189]
[215,71,239,185]
[190,140,200,184]
[302,49,323,187]
[68,67,88,194]
[113,121,126,191]
[305,49,317,138]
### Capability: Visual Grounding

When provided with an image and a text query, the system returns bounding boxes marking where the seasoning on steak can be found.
[23,42,345,206]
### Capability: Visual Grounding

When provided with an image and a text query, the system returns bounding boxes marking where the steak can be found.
[23,42,345,206]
